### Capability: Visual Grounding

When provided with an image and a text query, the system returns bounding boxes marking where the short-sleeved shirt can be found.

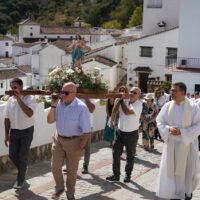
[4,95,36,130]
[118,99,142,132]
[56,97,91,136]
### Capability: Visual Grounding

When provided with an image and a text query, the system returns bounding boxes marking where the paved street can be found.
[0,136,199,200]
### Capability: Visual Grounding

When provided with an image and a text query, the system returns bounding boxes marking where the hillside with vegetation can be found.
[0,0,143,34]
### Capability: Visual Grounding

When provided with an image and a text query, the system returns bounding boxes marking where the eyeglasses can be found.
[59,91,70,96]
[130,91,138,95]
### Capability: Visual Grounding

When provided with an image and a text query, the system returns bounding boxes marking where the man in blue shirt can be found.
[47,82,91,200]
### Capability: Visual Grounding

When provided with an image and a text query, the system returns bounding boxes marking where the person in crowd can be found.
[161,87,170,103]
[47,82,91,200]
[186,92,191,99]
[106,87,142,183]
[103,97,115,147]
[155,82,200,200]
[4,78,36,189]
[109,86,129,130]
[81,98,95,174]
[194,91,200,102]
[140,93,158,150]
[154,87,166,110]
[154,87,166,140]
[67,34,86,69]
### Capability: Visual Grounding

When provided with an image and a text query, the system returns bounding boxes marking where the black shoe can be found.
[82,165,88,174]
[123,175,131,183]
[106,175,120,182]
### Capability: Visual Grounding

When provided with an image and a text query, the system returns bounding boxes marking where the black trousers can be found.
[112,129,138,177]
[9,126,34,182]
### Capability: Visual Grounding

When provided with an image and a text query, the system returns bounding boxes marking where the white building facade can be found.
[142,0,180,36]
[127,28,178,92]
[172,0,200,93]
[0,36,13,58]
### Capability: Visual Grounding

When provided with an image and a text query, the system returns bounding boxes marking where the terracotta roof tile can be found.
[134,66,152,72]
[0,68,27,80]
[13,42,42,48]
[41,27,91,35]
[0,35,13,41]
[18,18,39,26]
[84,55,117,67]
[17,65,32,73]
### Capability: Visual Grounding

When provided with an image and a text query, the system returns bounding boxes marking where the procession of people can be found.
[2,34,200,200]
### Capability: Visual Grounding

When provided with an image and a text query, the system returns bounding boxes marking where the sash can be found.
[167,98,192,179]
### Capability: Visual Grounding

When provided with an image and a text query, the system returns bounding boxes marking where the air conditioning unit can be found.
[181,59,187,66]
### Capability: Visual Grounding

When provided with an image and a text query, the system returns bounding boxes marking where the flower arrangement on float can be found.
[45,65,108,93]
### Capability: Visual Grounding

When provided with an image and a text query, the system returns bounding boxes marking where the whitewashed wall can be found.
[19,24,40,40]
[0,100,106,157]
[13,54,30,65]
[172,72,200,94]
[142,0,180,36]
[178,0,200,59]
[0,40,13,57]
[127,28,178,86]
[82,61,119,90]
[38,45,66,88]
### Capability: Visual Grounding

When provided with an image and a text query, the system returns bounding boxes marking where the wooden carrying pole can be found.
[5,90,129,99]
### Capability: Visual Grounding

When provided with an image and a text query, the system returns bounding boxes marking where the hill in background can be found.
[0,0,143,34]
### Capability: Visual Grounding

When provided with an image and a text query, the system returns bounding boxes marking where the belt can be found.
[58,135,80,139]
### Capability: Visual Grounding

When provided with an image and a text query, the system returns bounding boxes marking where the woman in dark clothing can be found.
[104,98,115,147]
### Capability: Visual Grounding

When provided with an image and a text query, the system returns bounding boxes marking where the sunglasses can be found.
[59,91,70,96]
[130,91,138,94]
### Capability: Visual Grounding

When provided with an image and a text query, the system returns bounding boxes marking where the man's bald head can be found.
[63,82,77,93]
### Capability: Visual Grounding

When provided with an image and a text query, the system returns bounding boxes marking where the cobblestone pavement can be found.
[0,136,199,200]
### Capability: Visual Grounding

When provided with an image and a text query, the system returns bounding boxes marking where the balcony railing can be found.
[166,55,200,69]
[165,55,177,68]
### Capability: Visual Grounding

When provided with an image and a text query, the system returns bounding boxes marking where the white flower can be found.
[93,67,101,76]
[66,68,75,75]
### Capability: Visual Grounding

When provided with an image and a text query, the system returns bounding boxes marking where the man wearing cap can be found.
[47,82,91,200]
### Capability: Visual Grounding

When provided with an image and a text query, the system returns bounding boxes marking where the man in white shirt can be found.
[106,87,142,183]
[156,82,200,200]
[4,78,36,189]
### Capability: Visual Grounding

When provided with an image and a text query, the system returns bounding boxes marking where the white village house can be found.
[171,0,200,93]
[18,18,116,45]
[0,35,13,58]
[127,0,200,94]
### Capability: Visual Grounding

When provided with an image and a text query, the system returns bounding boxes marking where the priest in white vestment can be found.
[156,82,200,200]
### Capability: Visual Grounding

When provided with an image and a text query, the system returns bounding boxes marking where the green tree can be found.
[102,20,121,29]
[128,6,142,27]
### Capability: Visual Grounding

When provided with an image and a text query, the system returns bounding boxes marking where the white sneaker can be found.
[13,180,24,189]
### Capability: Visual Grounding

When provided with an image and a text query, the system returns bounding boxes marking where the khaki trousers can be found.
[51,134,81,198]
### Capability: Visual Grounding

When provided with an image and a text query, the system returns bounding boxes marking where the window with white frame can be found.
[5,42,9,46]
[1,82,3,88]
[140,46,153,57]
[147,0,162,8]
